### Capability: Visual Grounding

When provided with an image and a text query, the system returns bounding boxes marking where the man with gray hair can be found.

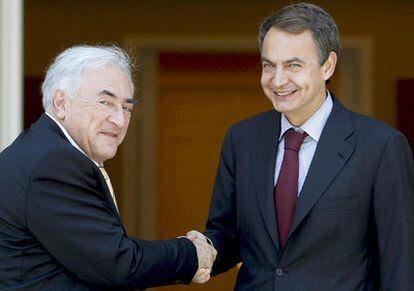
[188,2,414,290]
[0,45,216,290]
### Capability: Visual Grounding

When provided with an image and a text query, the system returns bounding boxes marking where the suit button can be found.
[276,268,284,276]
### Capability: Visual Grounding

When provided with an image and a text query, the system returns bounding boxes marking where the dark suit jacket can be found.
[0,114,198,290]
[205,97,414,290]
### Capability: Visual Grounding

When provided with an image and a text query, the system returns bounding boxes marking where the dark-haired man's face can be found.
[260,27,336,126]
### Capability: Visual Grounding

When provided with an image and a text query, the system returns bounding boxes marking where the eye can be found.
[262,63,276,72]
[99,100,109,105]
[288,63,302,68]
[122,105,133,113]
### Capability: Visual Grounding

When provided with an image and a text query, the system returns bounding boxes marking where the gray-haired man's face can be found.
[56,64,135,163]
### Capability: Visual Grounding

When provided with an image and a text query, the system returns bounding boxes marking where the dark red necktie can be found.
[275,128,307,248]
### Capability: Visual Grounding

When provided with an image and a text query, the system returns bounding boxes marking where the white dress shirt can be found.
[274,93,333,195]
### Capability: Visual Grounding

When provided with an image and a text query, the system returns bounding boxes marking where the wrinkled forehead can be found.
[77,64,134,94]
[76,65,134,97]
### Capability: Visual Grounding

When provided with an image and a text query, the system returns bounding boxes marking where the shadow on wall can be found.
[24,77,43,128]
[396,79,414,154]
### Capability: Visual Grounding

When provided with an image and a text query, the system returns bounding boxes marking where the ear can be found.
[51,90,68,120]
[322,51,337,81]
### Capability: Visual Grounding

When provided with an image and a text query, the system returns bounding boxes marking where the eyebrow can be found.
[100,89,138,105]
[284,57,305,65]
[261,57,273,64]
[261,57,305,65]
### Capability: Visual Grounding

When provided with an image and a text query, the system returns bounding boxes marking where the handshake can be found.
[185,230,217,284]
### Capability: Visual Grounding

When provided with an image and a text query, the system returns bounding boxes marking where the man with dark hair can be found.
[0,45,216,290]
[188,2,414,290]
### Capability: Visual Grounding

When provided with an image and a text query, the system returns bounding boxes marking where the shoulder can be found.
[36,143,95,173]
[2,119,96,182]
[346,109,403,142]
[334,105,412,162]
[27,138,102,208]
[330,97,402,143]
[229,110,278,135]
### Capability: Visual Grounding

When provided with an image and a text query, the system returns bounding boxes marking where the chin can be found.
[271,100,288,112]
[106,152,117,161]
[98,149,118,163]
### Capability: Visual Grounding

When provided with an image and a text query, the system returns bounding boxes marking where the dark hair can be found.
[258,2,340,65]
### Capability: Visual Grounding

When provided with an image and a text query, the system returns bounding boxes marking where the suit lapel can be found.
[38,114,123,221]
[95,167,123,221]
[251,111,281,251]
[287,99,355,242]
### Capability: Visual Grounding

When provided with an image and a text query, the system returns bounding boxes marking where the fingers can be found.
[187,230,216,264]
[195,239,216,269]
[192,267,211,284]
[186,230,206,242]
[185,229,217,284]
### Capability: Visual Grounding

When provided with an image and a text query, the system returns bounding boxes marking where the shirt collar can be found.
[45,112,100,166]
[279,91,333,142]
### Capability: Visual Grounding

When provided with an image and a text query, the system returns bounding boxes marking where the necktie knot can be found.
[284,128,307,152]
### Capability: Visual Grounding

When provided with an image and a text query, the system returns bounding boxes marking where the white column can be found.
[0,0,23,151]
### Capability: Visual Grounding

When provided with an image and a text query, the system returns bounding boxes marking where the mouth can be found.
[273,89,299,97]
[101,131,119,139]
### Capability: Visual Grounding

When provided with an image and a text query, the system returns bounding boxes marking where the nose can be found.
[272,68,288,88]
[108,107,126,127]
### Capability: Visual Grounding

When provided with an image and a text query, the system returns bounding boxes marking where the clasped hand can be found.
[186,230,217,284]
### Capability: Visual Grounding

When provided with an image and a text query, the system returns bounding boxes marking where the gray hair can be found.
[258,2,340,65]
[41,44,134,110]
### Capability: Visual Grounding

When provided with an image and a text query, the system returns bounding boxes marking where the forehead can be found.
[261,27,318,61]
[77,65,133,98]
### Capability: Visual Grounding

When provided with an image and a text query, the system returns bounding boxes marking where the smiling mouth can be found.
[273,89,298,97]
[101,131,119,138]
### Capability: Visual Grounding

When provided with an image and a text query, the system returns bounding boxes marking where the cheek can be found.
[66,115,86,135]
[306,68,325,86]
[124,115,131,129]
[119,118,131,137]
[288,70,303,82]
[260,74,270,88]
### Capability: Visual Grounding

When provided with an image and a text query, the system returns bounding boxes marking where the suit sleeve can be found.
[373,131,414,290]
[204,127,241,275]
[26,147,198,290]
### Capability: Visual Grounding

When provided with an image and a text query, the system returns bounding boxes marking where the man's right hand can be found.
[186,230,217,284]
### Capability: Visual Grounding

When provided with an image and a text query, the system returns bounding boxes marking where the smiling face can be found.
[52,64,135,163]
[260,27,336,126]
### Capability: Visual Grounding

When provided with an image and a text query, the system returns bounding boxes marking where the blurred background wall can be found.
[23,1,414,290]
